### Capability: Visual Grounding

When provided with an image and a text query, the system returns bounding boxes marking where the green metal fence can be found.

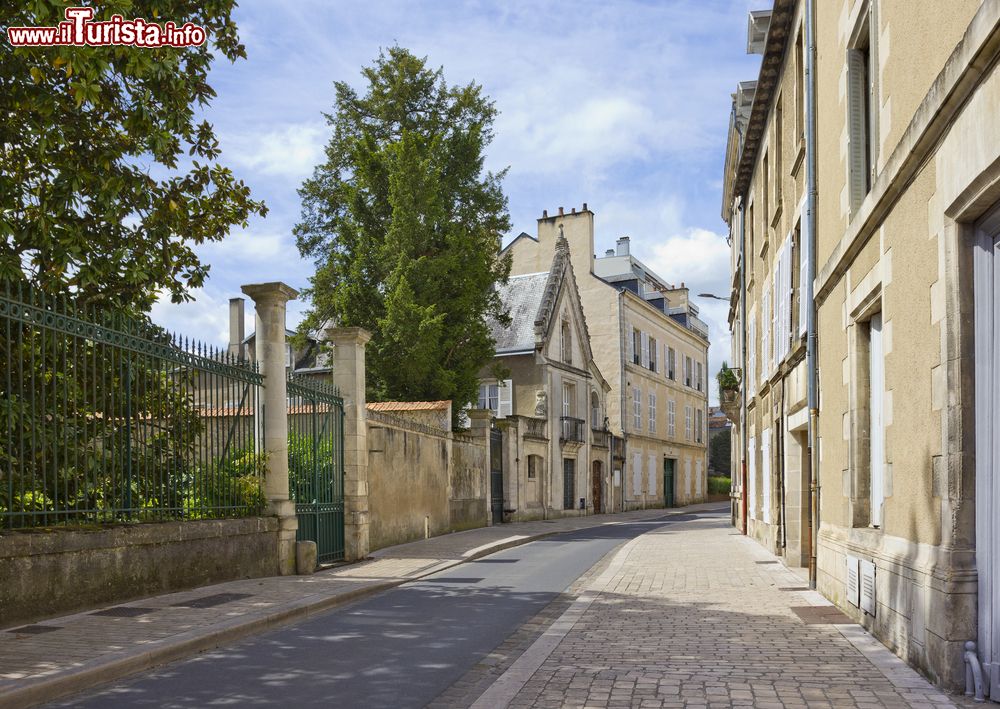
[0,279,265,528]
[288,374,345,564]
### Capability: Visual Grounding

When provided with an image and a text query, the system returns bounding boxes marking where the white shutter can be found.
[860,560,877,616]
[761,284,771,382]
[695,459,703,497]
[647,453,656,495]
[799,220,810,337]
[627,325,634,363]
[870,314,884,527]
[747,314,757,398]
[497,379,513,418]
[761,429,772,524]
[632,452,642,496]
[641,331,649,368]
[846,555,861,606]
[748,436,757,520]
[684,458,692,498]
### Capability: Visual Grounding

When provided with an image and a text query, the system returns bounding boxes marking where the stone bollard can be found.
[296,541,317,575]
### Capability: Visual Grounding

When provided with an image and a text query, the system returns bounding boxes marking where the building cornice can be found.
[732,0,796,200]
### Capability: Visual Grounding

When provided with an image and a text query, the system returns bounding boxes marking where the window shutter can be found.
[799,219,810,337]
[761,284,771,382]
[497,379,513,418]
[747,314,756,398]
[641,331,649,368]
[632,452,642,496]
[748,436,757,520]
[647,453,656,495]
[847,48,869,213]
[761,429,772,524]
[627,325,634,363]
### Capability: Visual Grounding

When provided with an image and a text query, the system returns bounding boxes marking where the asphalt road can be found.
[52,514,688,708]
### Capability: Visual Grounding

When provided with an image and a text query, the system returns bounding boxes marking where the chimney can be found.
[542,209,548,218]
[558,206,564,216]
[582,202,588,211]
[571,207,576,214]
[604,248,615,257]
[228,297,245,358]
[616,236,630,257]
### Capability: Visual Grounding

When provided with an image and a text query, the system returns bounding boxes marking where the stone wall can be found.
[450,433,488,531]
[366,411,488,551]
[0,517,278,628]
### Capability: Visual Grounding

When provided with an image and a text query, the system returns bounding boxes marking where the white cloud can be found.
[226,122,326,179]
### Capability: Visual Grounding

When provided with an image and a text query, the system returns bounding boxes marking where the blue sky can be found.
[151,0,762,405]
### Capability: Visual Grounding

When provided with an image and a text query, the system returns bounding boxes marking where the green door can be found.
[663,458,676,508]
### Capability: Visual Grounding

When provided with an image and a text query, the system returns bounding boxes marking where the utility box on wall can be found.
[846,555,860,607]
[860,559,877,617]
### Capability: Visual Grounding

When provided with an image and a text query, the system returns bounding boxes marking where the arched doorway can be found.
[592,460,603,514]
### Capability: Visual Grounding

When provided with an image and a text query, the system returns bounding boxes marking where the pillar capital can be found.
[325,326,372,347]
[241,281,299,305]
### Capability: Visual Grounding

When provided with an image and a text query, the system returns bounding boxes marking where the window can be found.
[684,405,692,440]
[478,380,512,418]
[667,347,676,380]
[762,151,769,240]
[667,400,676,437]
[774,96,783,210]
[695,408,704,444]
[561,319,572,364]
[696,361,703,392]
[527,454,541,480]
[761,281,771,381]
[632,328,641,365]
[795,29,805,143]
[591,391,601,429]
[641,331,649,368]
[847,3,877,213]
[633,387,642,430]
[747,314,757,398]
[562,382,575,417]
[648,392,657,433]
[478,383,499,411]
[684,356,693,387]
[648,336,657,372]
[285,344,293,368]
[563,458,576,510]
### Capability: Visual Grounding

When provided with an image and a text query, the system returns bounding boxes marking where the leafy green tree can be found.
[295,47,511,416]
[0,2,265,311]
[709,426,732,476]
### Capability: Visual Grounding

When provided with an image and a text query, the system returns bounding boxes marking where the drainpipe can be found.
[618,289,627,513]
[805,0,820,590]
[739,193,749,536]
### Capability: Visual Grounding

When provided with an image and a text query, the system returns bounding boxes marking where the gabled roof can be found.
[490,271,550,354]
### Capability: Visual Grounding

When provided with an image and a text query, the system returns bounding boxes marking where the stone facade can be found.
[723,0,1000,693]
[505,207,710,510]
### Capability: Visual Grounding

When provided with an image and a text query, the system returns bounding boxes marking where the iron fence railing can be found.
[560,416,585,443]
[0,279,265,528]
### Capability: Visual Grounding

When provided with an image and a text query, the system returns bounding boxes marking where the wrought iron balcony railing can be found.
[560,416,586,443]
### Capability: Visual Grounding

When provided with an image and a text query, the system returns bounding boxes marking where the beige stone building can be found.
[477,232,611,521]
[506,206,709,510]
[723,0,1000,695]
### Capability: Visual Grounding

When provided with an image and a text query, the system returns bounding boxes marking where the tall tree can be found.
[296,47,511,413]
[0,3,266,310]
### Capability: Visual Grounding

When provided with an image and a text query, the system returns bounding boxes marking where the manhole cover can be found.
[170,592,252,609]
[8,625,61,635]
[90,606,157,618]
[790,606,855,624]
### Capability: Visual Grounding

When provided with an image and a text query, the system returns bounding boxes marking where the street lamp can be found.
[698,292,731,301]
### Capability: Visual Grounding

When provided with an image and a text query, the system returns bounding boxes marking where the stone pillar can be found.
[468,410,493,526]
[242,282,299,576]
[327,326,372,561]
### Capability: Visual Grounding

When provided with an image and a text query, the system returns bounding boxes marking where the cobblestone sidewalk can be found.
[470,510,970,709]
[0,506,688,709]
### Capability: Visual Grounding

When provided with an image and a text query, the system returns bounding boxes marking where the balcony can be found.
[591,428,610,448]
[560,416,585,444]
[524,416,547,440]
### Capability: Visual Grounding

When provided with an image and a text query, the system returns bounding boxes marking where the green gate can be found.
[287,375,345,564]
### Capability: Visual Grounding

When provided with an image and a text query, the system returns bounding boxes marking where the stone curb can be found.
[0,509,703,709]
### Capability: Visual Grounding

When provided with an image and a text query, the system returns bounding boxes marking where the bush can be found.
[708,475,731,496]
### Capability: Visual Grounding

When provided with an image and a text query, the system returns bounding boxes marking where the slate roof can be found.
[490,271,550,354]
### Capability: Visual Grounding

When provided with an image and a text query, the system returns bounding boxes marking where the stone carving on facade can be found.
[534,390,547,417]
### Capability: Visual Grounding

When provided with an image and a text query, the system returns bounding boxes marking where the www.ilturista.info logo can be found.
[6,7,207,47]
